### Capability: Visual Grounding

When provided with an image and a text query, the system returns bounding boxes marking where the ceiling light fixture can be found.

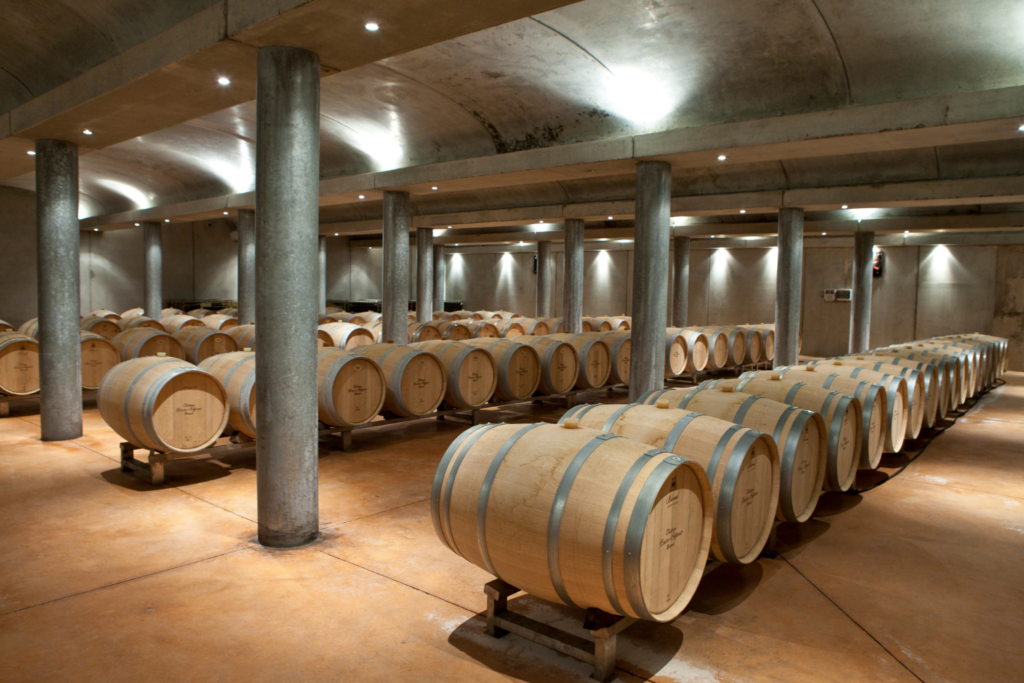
[1019,124,1024,132]
[335,233,339,236]
[841,205,848,209]
[358,195,365,199]
[83,129,93,135]
[365,22,379,31]
[135,223,140,226]
[739,210,746,214]
[822,232,826,236]
[904,231,909,235]
[431,186,438,191]
[164,219,170,223]
[93,228,99,232]
[717,155,727,161]
[223,211,229,215]
[27,151,35,155]
[217,77,230,86]
[539,220,545,224]
[447,226,452,229]
[607,216,613,220]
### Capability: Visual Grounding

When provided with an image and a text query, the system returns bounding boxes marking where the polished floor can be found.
[1,374,1022,682]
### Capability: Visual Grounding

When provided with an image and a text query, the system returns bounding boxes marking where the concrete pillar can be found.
[254,46,320,548]
[433,245,446,314]
[849,231,874,354]
[416,228,433,323]
[35,139,83,441]
[318,235,327,315]
[562,221,584,334]
[236,209,256,325]
[382,191,410,344]
[629,161,672,402]
[774,207,804,368]
[143,222,162,320]
[537,240,553,318]
[671,236,689,328]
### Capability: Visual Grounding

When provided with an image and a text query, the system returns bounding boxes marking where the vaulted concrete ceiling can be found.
[3,0,1024,232]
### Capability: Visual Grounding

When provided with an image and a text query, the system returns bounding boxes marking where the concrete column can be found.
[774,207,804,369]
[35,139,82,441]
[382,191,411,344]
[416,228,433,323]
[318,235,327,315]
[254,46,320,548]
[433,245,446,313]
[143,222,162,320]
[537,240,553,318]
[236,209,256,325]
[562,221,584,333]
[849,231,874,353]
[671,236,690,328]
[629,161,672,402]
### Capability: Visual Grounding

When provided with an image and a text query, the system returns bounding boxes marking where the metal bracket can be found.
[483,579,637,682]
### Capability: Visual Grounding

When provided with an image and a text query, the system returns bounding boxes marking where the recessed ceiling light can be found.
[519,241,524,245]
[83,129,93,135]
[217,77,230,86]
[27,151,35,155]
[431,186,438,191]
[607,216,613,220]
[365,22,379,31]
[841,205,848,209]
[135,223,140,226]
[904,231,909,235]
[335,233,339,236]
[539,220,545,224]
[717,155,727,161]
[739,210,746,214]
[358,195,365,199]
[93,228,99,232]
[599,238,608,242]
[1019,124,1024,132]
[164,219,170,223]
[821,232,826,236]
[454,244,459,247]
[223,211,229,215]
[447,226,452,229]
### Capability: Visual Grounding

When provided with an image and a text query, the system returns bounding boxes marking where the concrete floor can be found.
[1,375,1022,683]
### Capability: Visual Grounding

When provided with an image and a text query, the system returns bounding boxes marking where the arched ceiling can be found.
[2,0,1024,220]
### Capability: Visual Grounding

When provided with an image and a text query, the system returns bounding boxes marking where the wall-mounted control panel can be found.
[822,288,852,302]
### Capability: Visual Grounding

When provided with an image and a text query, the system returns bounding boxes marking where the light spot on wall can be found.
[96,179,155,209]
[602,67,681,124]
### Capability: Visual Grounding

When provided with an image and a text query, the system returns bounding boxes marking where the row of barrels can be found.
[429,330,1008,624]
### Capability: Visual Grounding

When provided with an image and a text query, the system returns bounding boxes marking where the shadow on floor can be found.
[774,518,832,557]
[686,561,764,616]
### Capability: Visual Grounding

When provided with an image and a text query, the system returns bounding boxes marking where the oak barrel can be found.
[161,308,183,318]
[640,386,826,523]
[675,329,709,372]
[427,320,471,340]
[776,365,905,456]
[806,360,921,442]
[162,314,205,334]
[203,314,238,331]
[198,352,258,437]
[584,317,614,332]
[173,326,238,364]
[494,319,526,338]
[316,348,387,427]
[700,326,746,367]
[686,327,730,371]
[319,322,376,350]
[331,311,368,325]
[88,309,121,321]
[121,307,144,320]
[539,318,593,333]
[463,338,542,400]
[562,403,779,564]
[874,346,957,415]
[0,332,40,395]
[112,328,185,361]
[844,354,942,427]
[80,331,119,390]
[187,308,212,318]
[361,312,383,324]
[518,318,551,336]
[475,311,502,320]
[228,324,256,351]
[117,315,165,333]
[549,333,612,389]
[0,320,14,332]
[98,356,228,453]
[453,310,483,320]
[82,316,124,339]
[739,324,774,362]
[664,330,689,378]
[410,340,498,408]
[432,421,713,621]
[354,343,446,417]
[708,375,862,492]
[581,332,630,385]
[463,320,500,338]
[513,336,580,395]
[17,318,40,339]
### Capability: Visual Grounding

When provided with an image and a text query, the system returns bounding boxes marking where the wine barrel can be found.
[187,308,212,319]
[173,327,238,364]
[674,329,709,373]
[331,311,368,325]
[924,341,980,400]
[112,328,185,361]
[512,336,579,395]
[841,355,941,428]
[228,324,256,351]
[316,328,334,348]
[464,338,542,400]
[0,332,40,395]
[361,312,383,324]
[198,352,257,438]
[409,340,498,408]
[591,316,630,330]
[686,327,730,371]
[961,334,1008,376]
[353,344,446,417]
[452,310,483,320]
[162,314,205,334]
[98,356,228,453]
[407,312,418,322]
[475,311,502,320]
[495,311,520,320]
[80,331,119,390]
[561,403,779,564]
[17,318,39,339]
[319,322,376,350]
[938,337,996,390]
[701,326,746,367]
[580,332,630,385]
[494,319,526,338]
[806,360,922,442]
[664,330,689,378]
[640,385,826,523]
[539,318,593,333]
[427,320,471,340]
[904,343,969,406]
[88,309,121,321]
[117,315,165,333]
[220,307,238,317]
[161,308,183,318]
[707,376,862,492]
[81,316,125,339]
[462,321,499,338]
[584,317,613,332]
[203,314,238,331]
[729,327,761,365]
[548,333,611,390]
[739,324,774,362]
[0,320,14,332]
[121,307,144,320]
[928,338,992,395]
[874,346,958,415]
[408,322,443,343]
[432,421,713,621]
[435,311,462,321]
[518,318,550,336]
[315,349,387,427]
[776,365,905,456]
